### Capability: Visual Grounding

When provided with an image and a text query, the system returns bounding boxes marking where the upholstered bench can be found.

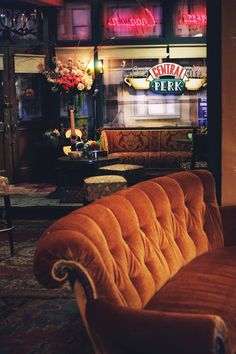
[84,175,127,202]
[98,163,144,186]
[34,170,236,354]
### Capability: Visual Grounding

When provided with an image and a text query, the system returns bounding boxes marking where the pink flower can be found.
[43,57,94,94]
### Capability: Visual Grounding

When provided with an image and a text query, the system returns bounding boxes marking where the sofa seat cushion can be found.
[109,151,191,168]
[108,152,154,167]
[160,151,192,168]
[146,246,236,351]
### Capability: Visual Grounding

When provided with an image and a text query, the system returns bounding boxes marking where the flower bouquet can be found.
[43,57,94,151]
[43,57,93,95]
[83,140,101,159]
[43,128,61,145]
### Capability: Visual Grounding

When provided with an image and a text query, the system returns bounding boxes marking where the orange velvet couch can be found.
[34,170,236,354]
[101,128,193,168]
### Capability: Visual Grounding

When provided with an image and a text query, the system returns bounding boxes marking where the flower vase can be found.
[74,92,87,132]
[67,102,77,151]
[51,136,59,147]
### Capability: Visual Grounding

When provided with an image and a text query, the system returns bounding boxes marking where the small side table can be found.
[99,164,144,186]
[0,176,14,257]
[57,155,120,187]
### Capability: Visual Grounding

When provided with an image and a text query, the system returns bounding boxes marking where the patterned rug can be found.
[0,220,94,354]
[0,297,93,354]
[7,183,57,196]
[0,183,84,208]
[0,220,73,298]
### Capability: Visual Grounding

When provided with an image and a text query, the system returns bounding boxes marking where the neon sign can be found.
[123,63,207,94]
[149,63,187,80]
[148,63,187,95]
[107,8,156,28]
[181,13,207,25]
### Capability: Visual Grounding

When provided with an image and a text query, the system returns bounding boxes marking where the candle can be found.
[70,108,76,137]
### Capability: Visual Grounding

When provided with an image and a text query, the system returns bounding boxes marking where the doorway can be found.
[0,47,45,183]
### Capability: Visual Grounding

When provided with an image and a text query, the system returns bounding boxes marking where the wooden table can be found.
[57,155,120,187]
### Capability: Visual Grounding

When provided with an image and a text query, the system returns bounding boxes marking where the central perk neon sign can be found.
[148,63,188,95]
[107,8,156,28]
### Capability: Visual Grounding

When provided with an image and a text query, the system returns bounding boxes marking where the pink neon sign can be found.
[107,8,156,28]
[181,13,207,25]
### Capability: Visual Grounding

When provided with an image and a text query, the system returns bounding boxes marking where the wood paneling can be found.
[221,0,236,205]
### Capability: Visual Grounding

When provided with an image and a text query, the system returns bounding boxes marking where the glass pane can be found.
[134,91,147,116]
[103,58,207,128]
[59,92,90,133]
[173,0,207,37]
[198,90,207,126]
[0,71,3,122]
[103,1,163,39]
[57,3,91,41]
[0,8,42,40]
[60,93,89,119]
[16,74,42,121]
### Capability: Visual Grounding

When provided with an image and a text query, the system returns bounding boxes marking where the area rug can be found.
[59,187,85,204]
[0,220,73,299]
[0,220,93,354]
[0,297,93,354]
[7,183,57,196]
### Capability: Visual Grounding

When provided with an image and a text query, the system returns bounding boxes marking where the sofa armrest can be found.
[86,299,229,354]
[220,205,236,246]
[101,130,109,152]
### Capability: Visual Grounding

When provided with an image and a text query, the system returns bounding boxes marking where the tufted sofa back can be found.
[34,170,224,310]
[101,129,192,153]
[100,129,192,168]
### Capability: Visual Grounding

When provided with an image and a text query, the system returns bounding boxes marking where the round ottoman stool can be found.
[98,164,144,186]
[84,175,127,203]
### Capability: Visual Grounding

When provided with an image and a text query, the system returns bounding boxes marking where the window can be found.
[173,0,207,37]
[102,57,207,128]
[134,91,180,119]
[16,74,42,121]
[0,8,43,40]
[57,2,91,41]
[103,1,163,39]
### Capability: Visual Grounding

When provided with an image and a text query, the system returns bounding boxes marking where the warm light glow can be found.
[107,8,155,28]
[95,60,103,74]
[86,59,94,75]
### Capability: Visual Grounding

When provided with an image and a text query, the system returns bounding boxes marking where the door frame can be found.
[0,47,47,182]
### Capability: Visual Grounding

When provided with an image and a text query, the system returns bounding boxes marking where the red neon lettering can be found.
[181,13,207,25]
[178,67,185,79]
[145,8,155,26]
[169,64,175,76]
[152,66,161,78]
[173,66,180,77]
[159,64,167,76]
[149,63,187,80]
[107,8,155,28]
